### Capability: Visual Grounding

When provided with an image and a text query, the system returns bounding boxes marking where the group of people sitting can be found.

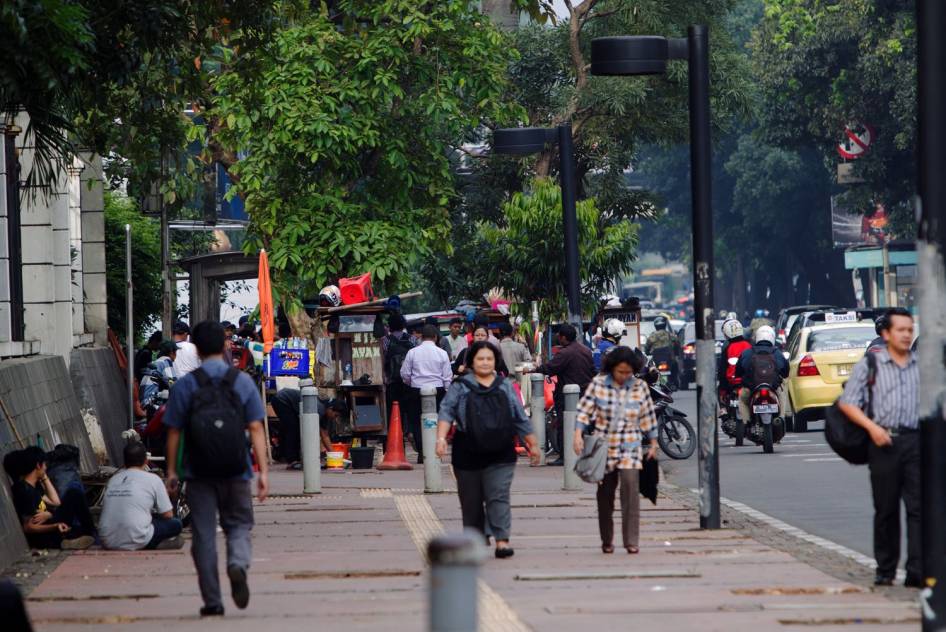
[3,441,183,552]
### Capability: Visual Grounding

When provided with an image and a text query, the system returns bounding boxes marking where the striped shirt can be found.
[576,374,657,471]
[839,348,918,430]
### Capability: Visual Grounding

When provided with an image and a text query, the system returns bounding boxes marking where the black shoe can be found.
[200,605,224,617]
[495,547,514,559]
[548,457,564,466]
[227,565,250,609]
[874,574,895,586]
[904,575,923,588]
[417,455,424,465]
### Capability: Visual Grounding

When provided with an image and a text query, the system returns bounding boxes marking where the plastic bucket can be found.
[331,442,350,459]
[326,451,345,468]
[350,446,375,470]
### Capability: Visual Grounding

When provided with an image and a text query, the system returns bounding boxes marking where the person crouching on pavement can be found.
[3,446,95,550]
[573,346,657,554]
[435,341,539,558]
[99,441,183,551]
[163,320,269,617]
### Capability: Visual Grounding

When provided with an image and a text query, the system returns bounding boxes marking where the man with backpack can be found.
[163,320,269,617]
[382,312,416,433]
[734,325,789,425]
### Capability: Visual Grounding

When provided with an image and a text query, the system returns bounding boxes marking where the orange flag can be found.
[258,249,275,353]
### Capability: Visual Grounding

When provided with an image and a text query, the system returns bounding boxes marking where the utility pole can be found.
[917,1,946,629]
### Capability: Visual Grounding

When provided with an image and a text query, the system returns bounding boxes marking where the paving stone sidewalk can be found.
[14,457,920,631]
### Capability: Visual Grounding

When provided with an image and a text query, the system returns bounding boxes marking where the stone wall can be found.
[70,347,129,466]
[0,355,96,570]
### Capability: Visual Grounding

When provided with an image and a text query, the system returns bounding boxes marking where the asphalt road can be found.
[661,387,885,561]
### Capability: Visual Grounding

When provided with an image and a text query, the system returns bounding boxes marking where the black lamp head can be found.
[591,36,670,76]
[492,127,557,155]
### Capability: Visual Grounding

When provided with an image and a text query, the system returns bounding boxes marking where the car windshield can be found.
[806,326,875,352]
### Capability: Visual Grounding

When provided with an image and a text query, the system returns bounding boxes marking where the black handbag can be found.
[824,352,876,465]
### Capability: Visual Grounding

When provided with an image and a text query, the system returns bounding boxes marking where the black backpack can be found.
[749,350,777,386]
[186,367,248,478]
[463,377,515,454]
[385,333,414,384]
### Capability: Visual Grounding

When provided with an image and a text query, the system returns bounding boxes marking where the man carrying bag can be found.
[835,308,920,588]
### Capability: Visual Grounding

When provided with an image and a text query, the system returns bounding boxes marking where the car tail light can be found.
[798,354,820,377]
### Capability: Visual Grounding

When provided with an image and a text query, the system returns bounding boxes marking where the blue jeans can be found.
[146,516,183,549]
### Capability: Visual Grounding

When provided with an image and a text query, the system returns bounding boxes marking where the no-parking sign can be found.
[837,124,875,159]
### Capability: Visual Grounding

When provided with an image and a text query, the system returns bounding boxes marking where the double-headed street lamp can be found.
[492,123,583,337]
[591,26,721,529]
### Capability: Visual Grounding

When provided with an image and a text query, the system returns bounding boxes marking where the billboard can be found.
[831,196,891,248]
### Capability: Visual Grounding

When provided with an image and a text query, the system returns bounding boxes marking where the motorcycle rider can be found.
[644,315,680,384]
[593,318,624,371]
[747,309,774,340]
[734,325,789,425]
[717,319,752,415]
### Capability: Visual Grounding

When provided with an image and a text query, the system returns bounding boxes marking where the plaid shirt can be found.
[576,374,657,471]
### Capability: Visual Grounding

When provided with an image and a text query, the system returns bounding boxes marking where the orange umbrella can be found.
[258,249,275,353]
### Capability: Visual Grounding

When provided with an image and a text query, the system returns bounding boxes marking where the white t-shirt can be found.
[173,340,200,377]
[99,469,173,550]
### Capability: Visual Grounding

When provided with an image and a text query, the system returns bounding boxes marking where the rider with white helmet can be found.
[734,324,789,429]
[593,318,625,371]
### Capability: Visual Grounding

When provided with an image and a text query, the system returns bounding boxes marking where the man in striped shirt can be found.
[838,307,920,588]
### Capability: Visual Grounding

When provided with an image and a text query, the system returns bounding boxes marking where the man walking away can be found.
[163,320,269,617]
[536,324,595,465]
[382,313,416,431]
[172,321,200,377]
[497,322,532,377]
[837,307,920,588]
[446,317,468,361]
[400,324,453,464]
[99,441,183,550]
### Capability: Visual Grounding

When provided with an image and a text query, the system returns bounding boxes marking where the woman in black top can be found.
[453,327,509,376]
[3,446,95,549]
[436,341,538,558]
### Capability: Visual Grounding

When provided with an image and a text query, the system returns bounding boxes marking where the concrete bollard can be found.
[428,531,485,632]
[530,373,546,466]
[517,366,531,407]
[420,387,443,493]
[562,384,582,490]
[300,379,321,494]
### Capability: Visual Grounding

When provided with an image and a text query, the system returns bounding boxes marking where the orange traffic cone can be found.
[378,401,413,470]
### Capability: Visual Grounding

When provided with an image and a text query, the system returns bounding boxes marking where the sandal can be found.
[601,544,615,554]
[626,546,639,554]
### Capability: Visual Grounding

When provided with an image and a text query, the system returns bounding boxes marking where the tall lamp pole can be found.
[591,26,720,528]
[492,124,583,336]
[916,0,946,628]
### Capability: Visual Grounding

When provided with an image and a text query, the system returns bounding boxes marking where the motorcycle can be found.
[643,368,696,460]
[651,347,678,392]
[718,384,745,446]
[745,383,785,453]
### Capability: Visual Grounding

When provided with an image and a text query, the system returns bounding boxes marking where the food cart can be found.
[599,299,644,349]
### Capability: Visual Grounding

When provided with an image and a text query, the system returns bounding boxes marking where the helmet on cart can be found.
[653,315,669,331]
[722,319,744,340]
[603,318,625,339]
[754,325,776,345]
[318,285,341,307]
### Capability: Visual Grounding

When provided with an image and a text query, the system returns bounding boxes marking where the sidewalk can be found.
[20,456,919,631]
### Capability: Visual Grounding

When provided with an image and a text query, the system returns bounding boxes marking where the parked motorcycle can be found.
[643,370,696,460]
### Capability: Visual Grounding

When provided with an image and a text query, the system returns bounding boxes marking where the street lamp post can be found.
[492,123,583,336]
[591,25,721,529]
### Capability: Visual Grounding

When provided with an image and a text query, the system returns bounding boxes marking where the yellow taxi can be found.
[785,319,876,433]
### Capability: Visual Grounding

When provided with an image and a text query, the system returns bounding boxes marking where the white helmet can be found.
[722,318,743,340]
[754,325,776,345]
[603,318,625,338]
[318,285,341,307]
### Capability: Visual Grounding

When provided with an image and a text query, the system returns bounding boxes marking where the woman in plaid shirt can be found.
[574,347,658,554]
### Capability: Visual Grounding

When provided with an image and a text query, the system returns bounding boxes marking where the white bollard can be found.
[300,380,321,494]
[421,386,443,493]
[530,374,546,466]
[562,384,582,490]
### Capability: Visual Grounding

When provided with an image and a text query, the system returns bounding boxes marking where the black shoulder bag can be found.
[824,352,876,465]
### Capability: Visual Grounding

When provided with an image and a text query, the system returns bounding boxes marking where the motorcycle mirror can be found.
[727,357,738,366]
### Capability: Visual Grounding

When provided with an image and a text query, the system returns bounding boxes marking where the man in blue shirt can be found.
[163,320,269,617]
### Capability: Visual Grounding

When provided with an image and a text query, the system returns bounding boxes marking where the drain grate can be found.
[516,569,700,581]
[28,594,160,602]
[284,569,421,580]
[732,586,865,596]
[778,617,921,625]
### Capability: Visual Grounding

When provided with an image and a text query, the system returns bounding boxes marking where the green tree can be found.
[104,192,162,341]
[210,1,521,334]
[478,177,639,321]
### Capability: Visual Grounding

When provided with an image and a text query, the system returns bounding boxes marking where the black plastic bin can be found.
[350,446,376,469]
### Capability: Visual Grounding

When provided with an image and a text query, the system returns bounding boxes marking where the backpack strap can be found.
[865,352,877,419]
[192,367,210,388]
[221,367,241,388]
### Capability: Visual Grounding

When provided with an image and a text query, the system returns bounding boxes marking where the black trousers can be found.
[26,486,95,549]
[403,386,445,457]
[869,431,921,579]
[271,389,303,463]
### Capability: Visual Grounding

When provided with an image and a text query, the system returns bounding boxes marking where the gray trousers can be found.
[187,478,255,608]
[454,463,516,542]
[597,468,640,548]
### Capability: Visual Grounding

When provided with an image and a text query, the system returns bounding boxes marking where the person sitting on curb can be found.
[3,446,95,550]
[98,441,183,551]
[271,388,349,470]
